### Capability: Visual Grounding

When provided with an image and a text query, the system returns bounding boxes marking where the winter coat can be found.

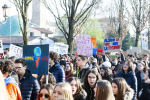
[116,70,137,100]
[5,77,22,100]
[124,90,134,100]
[139,69,150,100]
[136,71,144,98]
[82,85,94,100]
[78,67,89,82]
[49,61,65,83]
[19,69,40,100]
[73,90,87,100]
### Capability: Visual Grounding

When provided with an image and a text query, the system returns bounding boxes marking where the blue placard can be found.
[93,48,97,56]
[23,44,49,75]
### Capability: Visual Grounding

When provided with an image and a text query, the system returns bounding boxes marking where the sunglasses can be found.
[39,94,49,98]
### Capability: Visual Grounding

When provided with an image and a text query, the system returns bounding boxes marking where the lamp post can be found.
[0,4,9,24]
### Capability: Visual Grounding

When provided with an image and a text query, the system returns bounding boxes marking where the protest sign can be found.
[0,40,4,59]
[97,48,104,56]
[76,34,93,56]
[93,48,97,56]
[91,37,97,48]
[9,44,23,59]
[127,47,141,55]
[50,43,68,55]
[23,44,49,75]
[104,38,121,52]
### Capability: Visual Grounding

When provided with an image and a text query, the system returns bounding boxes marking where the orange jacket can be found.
[6,83,22,100]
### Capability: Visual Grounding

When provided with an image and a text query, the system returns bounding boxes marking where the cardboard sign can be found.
[0,40,4,59]
[104,38,121,52]
[50,43,68,55]
[23,44,49,75]
[127,47,141,55]
[76,35,93,56]
[91,37,97,48]
[9,44,23,59]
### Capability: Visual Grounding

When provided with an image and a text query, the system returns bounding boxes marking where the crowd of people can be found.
[0,50,150,100]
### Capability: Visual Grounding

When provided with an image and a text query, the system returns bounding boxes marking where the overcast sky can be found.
[0,0,112,21]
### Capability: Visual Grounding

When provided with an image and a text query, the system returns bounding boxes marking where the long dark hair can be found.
[112,78,134,100]
[122,60,134,73]
[83,69,101,88]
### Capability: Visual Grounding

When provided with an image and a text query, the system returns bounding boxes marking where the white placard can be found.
[0,40,4,59]
[9,44,23,59]
[54,43,68,55]
[49,43,68,55]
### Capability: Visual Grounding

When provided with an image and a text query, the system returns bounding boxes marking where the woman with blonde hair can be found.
[94,80,115,100]
[52,82,73,100]
[112,78,134,100]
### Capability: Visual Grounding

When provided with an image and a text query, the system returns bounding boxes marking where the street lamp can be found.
[0,4,9,24]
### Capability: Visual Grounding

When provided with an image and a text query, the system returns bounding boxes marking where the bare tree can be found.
[128,0,150,47]
[108,0,129,41]
[148,16,150,49]
[10,0,32,45]
[43,0,100,53]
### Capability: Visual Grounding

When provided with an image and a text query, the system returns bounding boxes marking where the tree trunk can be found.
[135,28,140,47]
[67,38,73,54]
[22,3,28,45]
[23,31,28,45]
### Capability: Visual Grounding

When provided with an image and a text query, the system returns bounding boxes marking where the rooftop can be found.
[0,36,39,44]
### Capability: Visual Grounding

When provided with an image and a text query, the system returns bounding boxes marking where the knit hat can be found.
[100,61,111,68]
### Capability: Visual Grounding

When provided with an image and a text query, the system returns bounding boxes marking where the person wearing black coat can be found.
[136,62,150,100]
[49,52,65,83]
[82,69,101,100]
[49,61,65,83]
[15,58,40,100]
[76,55,90,82]
[116,60,137,100]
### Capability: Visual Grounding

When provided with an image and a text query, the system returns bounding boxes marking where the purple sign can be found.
[76,35,93,56]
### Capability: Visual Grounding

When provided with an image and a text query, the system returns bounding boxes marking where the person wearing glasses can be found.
[37,84,54,100]
[15,58,40,100]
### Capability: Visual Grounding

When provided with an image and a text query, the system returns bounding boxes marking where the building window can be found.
[45,34,48,37]
[30,32,34,37]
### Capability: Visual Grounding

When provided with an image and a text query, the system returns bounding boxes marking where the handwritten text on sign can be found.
[76,35,93,56]
[0,40,4,59]
[9,44,23,59]
[104,38,120,52]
